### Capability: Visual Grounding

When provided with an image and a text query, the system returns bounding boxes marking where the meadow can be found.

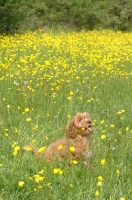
[0,29,132,200]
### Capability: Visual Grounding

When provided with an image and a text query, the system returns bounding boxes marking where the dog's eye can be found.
[87,120,91,124]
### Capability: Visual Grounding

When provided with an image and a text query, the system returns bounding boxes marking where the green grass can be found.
[0,30,132,200]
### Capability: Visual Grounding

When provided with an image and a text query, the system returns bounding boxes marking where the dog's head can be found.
[66,112,92,138]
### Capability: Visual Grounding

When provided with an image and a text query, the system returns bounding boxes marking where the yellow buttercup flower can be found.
[100,120,104,124]
[95,190,99,196]
[58,144,63,150]
[110,124,115,128]
[70,184,74,188]
[38,146,47,153]
[69,91,74,96]
[101,134,106,139]
[97,181,102,186]
[116,170,120,174]
[53,168,63,175]
[70,160,78,164]
[18,181,24,187]
[69,146,75,152]
[26,118,31,122]
[101,159,106,165]
[97,176,103,181]
[25,108,30,112]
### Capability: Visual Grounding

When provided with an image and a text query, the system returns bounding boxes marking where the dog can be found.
[21,112,92,163]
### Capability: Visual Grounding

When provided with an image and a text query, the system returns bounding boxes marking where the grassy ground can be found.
[0,29,132,200]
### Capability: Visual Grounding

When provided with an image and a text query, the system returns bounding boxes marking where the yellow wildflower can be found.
[97,176,103,181]
[101,134,106,139]
[58,144,63,150]
[95,190,99,196]
[69,146,75,152]
[97,181,102,186]
[18,181,24,187]
[70,160,78,165]
[25,108,30,112]
[38,146,47,153]
[100,120,104,124]
[101,159,106,165]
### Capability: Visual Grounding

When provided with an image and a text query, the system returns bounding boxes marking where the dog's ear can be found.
[73,113,84,127]
[65,119,77,138]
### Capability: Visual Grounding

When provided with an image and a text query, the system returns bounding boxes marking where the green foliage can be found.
[0,0,26,33]
[0,0,132,33]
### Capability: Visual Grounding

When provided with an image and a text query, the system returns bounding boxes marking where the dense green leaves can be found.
[0,0,132,33]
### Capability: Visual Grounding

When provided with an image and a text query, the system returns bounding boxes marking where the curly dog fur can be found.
[22,112,92,163]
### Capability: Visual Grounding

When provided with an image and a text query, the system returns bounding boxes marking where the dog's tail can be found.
[21,145,43,158]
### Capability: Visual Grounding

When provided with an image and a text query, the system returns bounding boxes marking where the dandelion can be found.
[116,170,120,174]
[34,188,37,192]
[95,190,100,196]
[120,198,125,200]
[125,127,129,132]
[101,159,106,165]
[26,117,31,122]
[117,111,122,115]
[101,134,106,139]
[31,139,36,143]
[0,164,3,167]
[118,131,122,134]
[18,181,24,187]
[69,146,75,152]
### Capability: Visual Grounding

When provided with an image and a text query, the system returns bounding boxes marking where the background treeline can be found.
[0,0,132,33]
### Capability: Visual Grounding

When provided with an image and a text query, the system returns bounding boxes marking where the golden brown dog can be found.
[22,112,92,163]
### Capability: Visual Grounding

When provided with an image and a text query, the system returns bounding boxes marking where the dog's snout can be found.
[87,120,91,124]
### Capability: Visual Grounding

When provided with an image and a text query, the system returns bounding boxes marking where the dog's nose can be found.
[87,120,91,124]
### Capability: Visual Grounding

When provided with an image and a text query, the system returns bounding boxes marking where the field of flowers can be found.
[0,29,132,200]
